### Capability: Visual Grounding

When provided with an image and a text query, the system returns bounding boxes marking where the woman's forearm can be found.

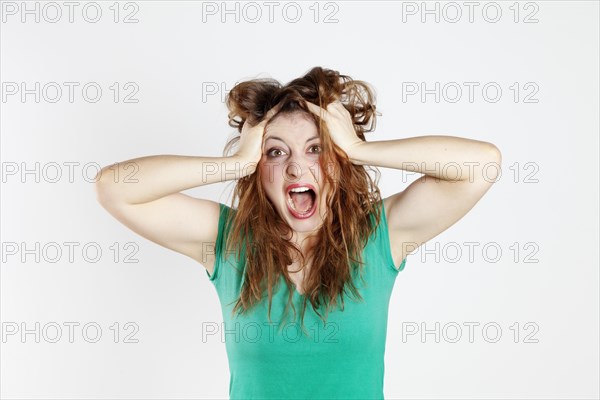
[95,154,251,205]
[347,135,502,182]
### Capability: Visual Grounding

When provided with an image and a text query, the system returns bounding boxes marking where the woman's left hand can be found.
[305,101,364,157]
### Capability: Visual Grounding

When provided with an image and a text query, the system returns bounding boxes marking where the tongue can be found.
[290,192,313,213]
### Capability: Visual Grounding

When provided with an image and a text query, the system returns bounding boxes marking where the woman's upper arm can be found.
[384,177,496,259]
[97,192,221,271]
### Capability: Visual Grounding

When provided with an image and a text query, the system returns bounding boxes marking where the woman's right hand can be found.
[234,103,283,175]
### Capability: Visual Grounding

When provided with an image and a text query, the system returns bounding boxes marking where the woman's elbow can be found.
[483,142,502,182]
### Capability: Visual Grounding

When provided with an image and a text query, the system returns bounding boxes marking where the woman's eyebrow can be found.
[265,136,320,144]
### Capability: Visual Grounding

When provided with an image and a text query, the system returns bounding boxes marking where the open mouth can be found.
[286,186,317,219]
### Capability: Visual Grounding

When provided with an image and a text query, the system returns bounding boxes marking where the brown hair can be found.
[221,66,383,334]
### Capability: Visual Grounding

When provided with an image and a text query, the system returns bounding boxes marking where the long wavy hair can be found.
[221,66,383,333]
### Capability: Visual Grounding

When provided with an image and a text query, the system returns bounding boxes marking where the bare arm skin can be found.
[95,105,281,275]
[94,155,250,274]
[347,136,502,267]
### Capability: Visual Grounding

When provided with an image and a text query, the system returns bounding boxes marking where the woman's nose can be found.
[284,152,311,181]
[285,160,301,180]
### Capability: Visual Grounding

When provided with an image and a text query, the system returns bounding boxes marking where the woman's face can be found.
[259,112,329,236]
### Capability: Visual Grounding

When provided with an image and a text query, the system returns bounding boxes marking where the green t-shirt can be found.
[206,200,407,399]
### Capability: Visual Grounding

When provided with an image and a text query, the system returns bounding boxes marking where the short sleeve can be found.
[379,200,407,272]
[206,203,233,282]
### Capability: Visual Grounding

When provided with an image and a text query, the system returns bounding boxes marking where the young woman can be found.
[95,66,501,399]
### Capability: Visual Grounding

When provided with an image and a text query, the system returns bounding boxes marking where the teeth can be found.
[289,187,311,193]
[287,197,298,212]
[287,186,316,215]
[287,195,314,214]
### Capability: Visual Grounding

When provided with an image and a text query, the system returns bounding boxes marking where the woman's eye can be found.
[267,148,284,157]
[266,146,320,158]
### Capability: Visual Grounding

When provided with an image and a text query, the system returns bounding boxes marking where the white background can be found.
[1,1,598,399]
